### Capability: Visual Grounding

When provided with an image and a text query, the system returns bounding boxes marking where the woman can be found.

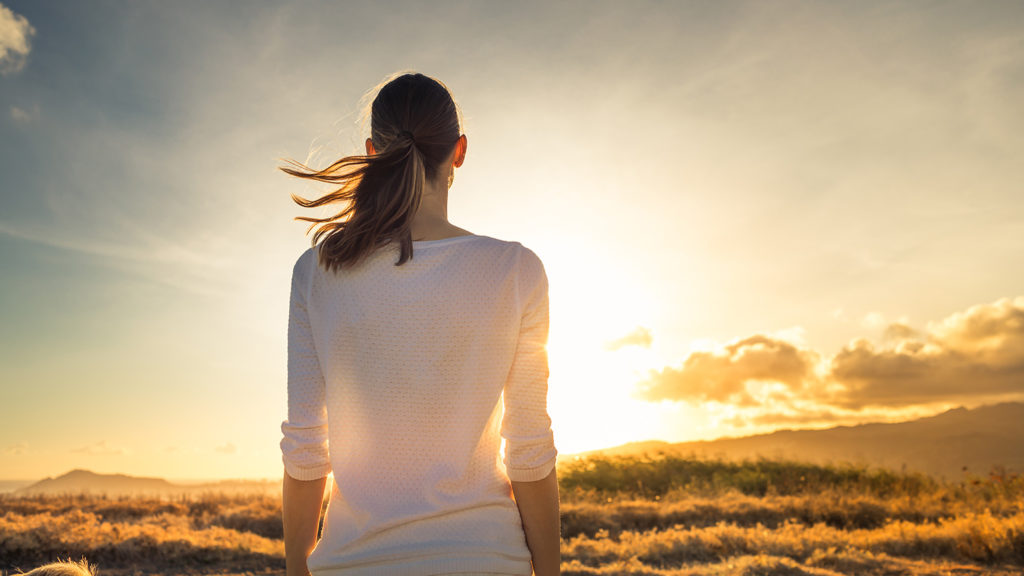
[278,72,560,576]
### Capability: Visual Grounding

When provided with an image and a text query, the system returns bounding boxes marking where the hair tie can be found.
[397,130,415,144]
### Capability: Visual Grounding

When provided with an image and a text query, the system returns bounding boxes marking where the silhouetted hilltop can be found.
[16,469,176,495]
[15,469,278,496]
[581,401,1024,481]
[14,403,1023,494]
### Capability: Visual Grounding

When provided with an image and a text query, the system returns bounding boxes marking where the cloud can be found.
[3,442,28,456]
[71,440,130,456]
[0,221,237,298]
[861,312,886,329]
[831,297,1024,409]
[215,442,237,454]
[604,326,653,351]
[722,408,851,429]
[882,322,919,342]
[635,296,1024,414]
[10,103,38,124]
[0,3,34,75]
[634,334,821,406]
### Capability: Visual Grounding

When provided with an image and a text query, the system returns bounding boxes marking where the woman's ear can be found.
[365,138,376,155]
[453,134,468,168]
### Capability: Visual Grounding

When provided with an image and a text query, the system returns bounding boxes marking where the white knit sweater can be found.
[280,234,557,576]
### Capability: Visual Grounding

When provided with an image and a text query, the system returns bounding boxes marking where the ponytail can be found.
[281,73,461,273]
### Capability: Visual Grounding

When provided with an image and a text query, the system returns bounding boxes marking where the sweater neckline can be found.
[411,234,482,247]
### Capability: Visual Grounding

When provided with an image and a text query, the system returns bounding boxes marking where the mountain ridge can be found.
[14,469,278,496]
[12,402,1022,494]
[574,401,1024,480]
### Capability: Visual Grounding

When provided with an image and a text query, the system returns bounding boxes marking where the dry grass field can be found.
[2,454,1022,575]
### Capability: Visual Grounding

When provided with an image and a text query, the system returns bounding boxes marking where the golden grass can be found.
[0,494,285,574]
[562,511,1024,566]
[2,455,1022,575]
[561,488,1024,538]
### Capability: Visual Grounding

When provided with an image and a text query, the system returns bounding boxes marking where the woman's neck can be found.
[410,172,471,241]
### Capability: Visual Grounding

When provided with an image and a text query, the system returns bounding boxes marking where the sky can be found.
[1,0,1023,481]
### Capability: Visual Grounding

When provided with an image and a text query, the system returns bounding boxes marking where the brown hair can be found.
[281,72,462,272]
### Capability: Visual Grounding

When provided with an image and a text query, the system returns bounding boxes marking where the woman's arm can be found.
[503,249,560,575]
[511,469,560,576]
[282,472,328,576]
[281,251,331,576]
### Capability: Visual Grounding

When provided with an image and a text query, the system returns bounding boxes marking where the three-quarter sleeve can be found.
[280,251,332,481]
[500,248,558,482]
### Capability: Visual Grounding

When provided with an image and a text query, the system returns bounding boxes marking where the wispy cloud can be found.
[163,445,205,455]
[0,2,34,75]
[214,442,237,455]
[861,312,886,329]
[604,326,653,351]
[3,442,28,456]
[9,103,37,124]
[71,440,130,456]
[0,220,239,297]
[882,323,919,342]
[721,408,849,429]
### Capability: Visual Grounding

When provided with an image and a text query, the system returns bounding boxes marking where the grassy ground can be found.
[2,454,1022,575]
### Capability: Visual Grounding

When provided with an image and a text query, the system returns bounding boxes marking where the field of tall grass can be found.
[2,454,1022,575]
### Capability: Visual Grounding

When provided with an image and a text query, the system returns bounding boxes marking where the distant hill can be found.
[15,469,279,496]
[578,401,1024,481]
[15,469,176,495]
[13,403,1023,494]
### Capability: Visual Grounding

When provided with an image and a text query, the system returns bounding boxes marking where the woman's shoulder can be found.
[289,245,326,291]
[466,236,546,296]
[465,235,545,273]
[468,234,540,258]
[293,244,319,273]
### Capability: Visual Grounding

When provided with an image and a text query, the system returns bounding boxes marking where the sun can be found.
[542,287,671,454]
